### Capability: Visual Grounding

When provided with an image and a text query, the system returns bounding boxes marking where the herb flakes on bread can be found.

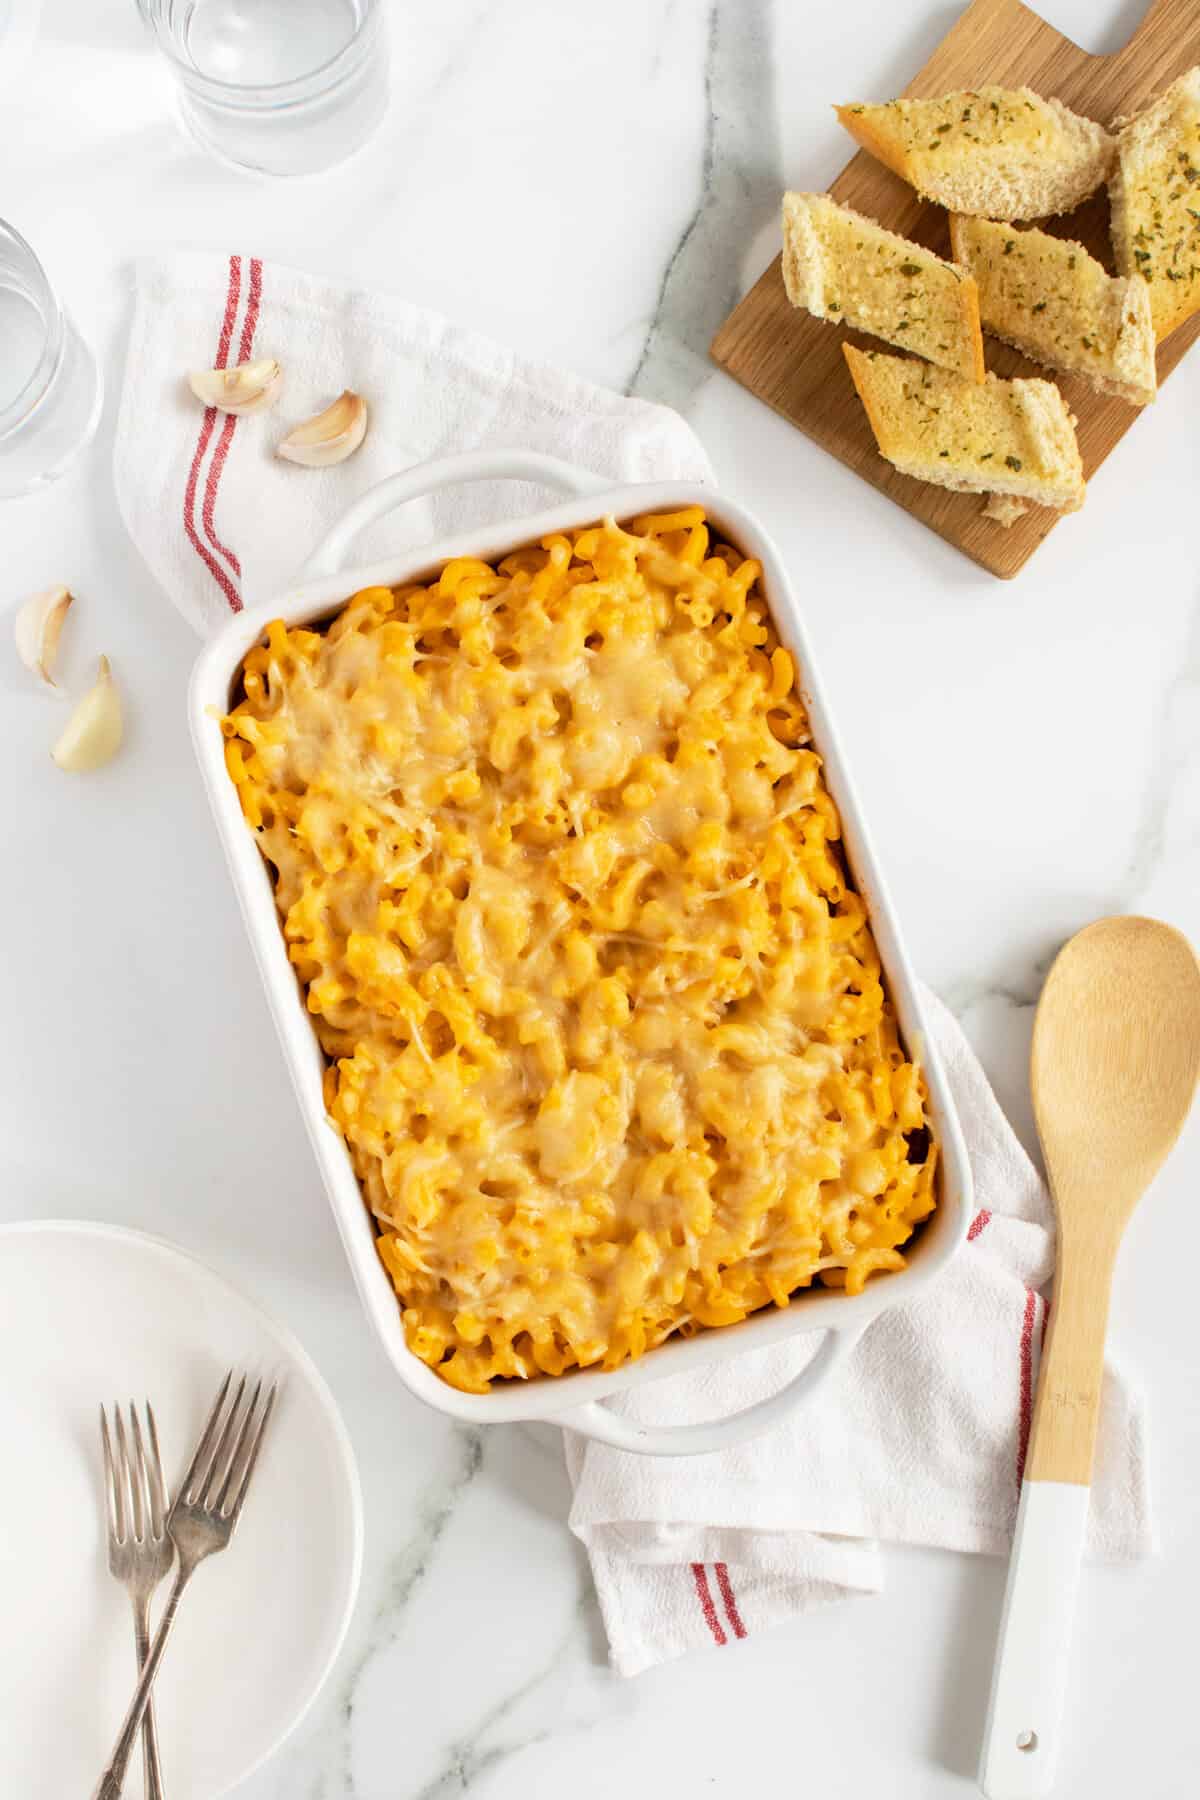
[835,86,1114,220]
[1109,65,1200,342]
[843,345,1086,512]
[949,215,1156,405]
[781,192,984,381]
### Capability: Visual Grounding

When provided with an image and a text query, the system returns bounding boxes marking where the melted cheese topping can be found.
[224,511,938,1392]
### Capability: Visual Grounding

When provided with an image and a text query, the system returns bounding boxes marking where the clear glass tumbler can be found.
[0,220,103,501]
[136,0,389,177]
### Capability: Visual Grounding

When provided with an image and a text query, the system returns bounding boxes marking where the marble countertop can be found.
[4,2,1199,1795]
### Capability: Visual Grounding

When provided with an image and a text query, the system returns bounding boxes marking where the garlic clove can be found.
[51,655,123,772]
[188,359,283,416]
[276,390,368,467]
[15,585,73,687]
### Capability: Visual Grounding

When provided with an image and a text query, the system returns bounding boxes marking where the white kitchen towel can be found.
[114,252,713,636]
[566,990,1153,1677]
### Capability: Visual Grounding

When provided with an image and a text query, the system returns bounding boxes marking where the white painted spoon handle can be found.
[978,1479,1090,1798]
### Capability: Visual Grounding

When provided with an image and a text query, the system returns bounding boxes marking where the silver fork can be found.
[100,1404,173,1800]
[92,1371,278,1800]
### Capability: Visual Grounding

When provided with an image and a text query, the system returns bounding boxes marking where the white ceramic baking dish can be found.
[191,449,972,1456]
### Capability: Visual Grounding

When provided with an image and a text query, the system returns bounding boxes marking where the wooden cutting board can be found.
[710,0,1200,578]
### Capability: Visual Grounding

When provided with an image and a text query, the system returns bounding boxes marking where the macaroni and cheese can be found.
[224,509,938,1392]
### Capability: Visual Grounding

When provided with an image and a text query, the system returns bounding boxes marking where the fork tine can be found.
[128,1403,151,1544]
[196,1374,247,1508]
[228,1381,277,1523]
[177,1368,233,1507]
[144,1400,169,1538]
[100,1405,123,1544]
[214,1379,262,1514]
[125,1403,147,1543]
[114,1404,137,1543]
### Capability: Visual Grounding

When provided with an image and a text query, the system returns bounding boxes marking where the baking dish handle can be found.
[564,1323,864,1457]
[301,450,611,579]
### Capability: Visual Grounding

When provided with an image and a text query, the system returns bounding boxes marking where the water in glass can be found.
[140,0,388,176]
[0,287,45,405]
[0,221,102,499]
[184,0,361,85]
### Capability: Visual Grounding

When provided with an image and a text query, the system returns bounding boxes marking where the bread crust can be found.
[958,268,986,384]
[843,342,893,456]
[781,192,829,316]
[834,104,911,184]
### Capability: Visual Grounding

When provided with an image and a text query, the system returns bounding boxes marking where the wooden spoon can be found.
[979,915,1200,1798]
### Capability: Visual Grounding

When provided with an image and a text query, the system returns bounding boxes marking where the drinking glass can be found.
[0,220,103,501]
[136,0,390,177]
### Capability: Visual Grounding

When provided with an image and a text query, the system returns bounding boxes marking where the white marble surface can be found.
[3,1,1199,1795]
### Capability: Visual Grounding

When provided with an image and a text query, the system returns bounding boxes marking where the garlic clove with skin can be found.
[15,585,73,687]
[276,390,368,467]
[188,359,282,416]
[51,655,123,771]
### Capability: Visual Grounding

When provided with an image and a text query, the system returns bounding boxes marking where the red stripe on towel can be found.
[714,1562,748,1640]
[200,255,264,588]
[691,1564,727,1647]
[213,252,241,367]
[1015,1287,1038,1485]
[183,255,244,611]
[202,408,242,581]
[967,1208,992,1241]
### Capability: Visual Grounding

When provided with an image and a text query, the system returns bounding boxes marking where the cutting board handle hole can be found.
[1037,0,1173,60]
[1016,1729,1039,1753]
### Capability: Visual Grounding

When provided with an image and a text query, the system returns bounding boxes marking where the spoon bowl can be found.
[1032,915,1200,1233]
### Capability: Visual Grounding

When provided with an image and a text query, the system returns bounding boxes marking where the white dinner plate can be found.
[0,1219,363,1799]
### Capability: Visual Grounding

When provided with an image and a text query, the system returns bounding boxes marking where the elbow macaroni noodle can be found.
[224,509,938,1392]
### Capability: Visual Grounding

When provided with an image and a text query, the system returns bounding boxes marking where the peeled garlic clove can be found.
[52,655,123,772]
[15,585,73,687]
[276,390,368,467]
[188,358,282,416]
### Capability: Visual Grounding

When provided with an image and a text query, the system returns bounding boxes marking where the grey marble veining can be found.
[328,1429,484,1797]
[276,1422,623,1800]
[629,0,782,411]
[1115,591,1200,911]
